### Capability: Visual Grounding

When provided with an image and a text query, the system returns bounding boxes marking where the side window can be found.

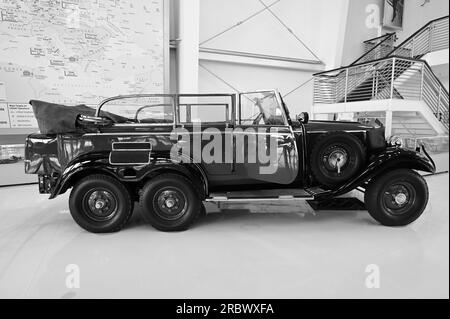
[99,96,175,124]
[239,91,286,126]
[177,96,233,124]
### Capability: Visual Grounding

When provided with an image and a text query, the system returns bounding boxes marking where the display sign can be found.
[8,104,38,128]
[0,103,9,128]
[0,0,168,133]
[0,103,38,129]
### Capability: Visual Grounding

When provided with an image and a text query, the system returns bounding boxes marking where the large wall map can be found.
[0,0,166,129]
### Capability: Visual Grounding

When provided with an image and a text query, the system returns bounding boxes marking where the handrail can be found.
[387,15,449,58]
[312,15,449,134]
[350,33,396,66]
[363,33,395,44]
[314,55,424,76]
[313,56,449,130]
[314,56,448,96]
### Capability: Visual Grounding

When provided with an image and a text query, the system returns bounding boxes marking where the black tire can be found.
[365,169,429,226]
[139,174,201,232]
[69,175,134,233]
[310,132,366,189]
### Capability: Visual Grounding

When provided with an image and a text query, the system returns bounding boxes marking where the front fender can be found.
[323,146,436,199]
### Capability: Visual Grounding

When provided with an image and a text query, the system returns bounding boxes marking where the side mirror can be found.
[76,115,113,128]
[296,112,309,124]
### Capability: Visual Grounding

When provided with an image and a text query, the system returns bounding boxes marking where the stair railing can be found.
[313,56,449,131]
[351,33,396,66]
[388,15,449,58]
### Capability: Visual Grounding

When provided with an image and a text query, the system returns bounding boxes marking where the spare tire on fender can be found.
[310,132,366,189]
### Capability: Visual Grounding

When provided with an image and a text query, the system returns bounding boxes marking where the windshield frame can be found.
[238,90,289,127]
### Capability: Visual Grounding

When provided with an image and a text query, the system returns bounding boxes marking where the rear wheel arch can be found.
[60,167,118,195]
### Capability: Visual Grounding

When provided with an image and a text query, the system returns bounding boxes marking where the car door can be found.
[234,91,299,185]
[175,94,234,176]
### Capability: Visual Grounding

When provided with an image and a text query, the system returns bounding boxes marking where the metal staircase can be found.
[312,16,449,145]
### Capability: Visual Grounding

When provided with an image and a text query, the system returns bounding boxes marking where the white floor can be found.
[0,174,448,299]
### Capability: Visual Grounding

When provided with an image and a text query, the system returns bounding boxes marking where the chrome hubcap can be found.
[155,188,187,221]
[84,190,118,221]
[394,193,408,206]
[95,200,106,209]
[165,198,176,209]
[328,150,348,174]
[382,182,415,216]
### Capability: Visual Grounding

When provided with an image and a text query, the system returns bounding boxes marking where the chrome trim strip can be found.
[205,196,314,202]
[109,142,153,166]
[112,142,152,151]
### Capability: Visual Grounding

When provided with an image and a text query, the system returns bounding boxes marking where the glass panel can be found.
[99,96,175,124]
[352,111,386,126]
[178,96,232,124]
[239,91,286,126]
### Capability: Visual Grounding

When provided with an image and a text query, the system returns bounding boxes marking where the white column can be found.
[176,0,200,94]
[385,110,393,138]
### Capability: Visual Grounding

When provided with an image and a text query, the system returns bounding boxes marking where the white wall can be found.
[173,0,447,116]
[397,0,449,43]
[199,60,314,115]
[342,0,381,66]
[197,0,350,115]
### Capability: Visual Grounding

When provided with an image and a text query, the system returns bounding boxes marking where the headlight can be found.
[388,136,403,147]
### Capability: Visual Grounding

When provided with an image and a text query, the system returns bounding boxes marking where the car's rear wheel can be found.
[310,132,366,189]
[139,174,201,232]
[365,169,429,226]
[69,175,134,233]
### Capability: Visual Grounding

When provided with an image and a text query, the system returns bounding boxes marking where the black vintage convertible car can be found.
[25,91,436,232]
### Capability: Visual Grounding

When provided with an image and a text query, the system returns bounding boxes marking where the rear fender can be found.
[50,152,209,199]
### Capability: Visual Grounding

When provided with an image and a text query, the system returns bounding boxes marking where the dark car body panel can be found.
[25,127,435,200]
[25,92,436,201]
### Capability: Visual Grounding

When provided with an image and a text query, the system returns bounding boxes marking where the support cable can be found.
[257,0,322,63]
[200,0,282,46]
[283,78,314,98]
[199,63,241,93]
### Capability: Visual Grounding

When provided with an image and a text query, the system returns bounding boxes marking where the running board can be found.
[206,189,315,202]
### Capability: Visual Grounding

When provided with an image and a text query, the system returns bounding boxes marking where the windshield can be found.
[239,91,286,126]
[98,96,175,124]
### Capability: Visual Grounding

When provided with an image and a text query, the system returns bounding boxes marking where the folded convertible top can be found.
[29,100,128,134]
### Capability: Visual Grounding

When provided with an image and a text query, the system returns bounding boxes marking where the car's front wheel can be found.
[69,175,134,233]
[139,174,202,232]
[365,169,429,226]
